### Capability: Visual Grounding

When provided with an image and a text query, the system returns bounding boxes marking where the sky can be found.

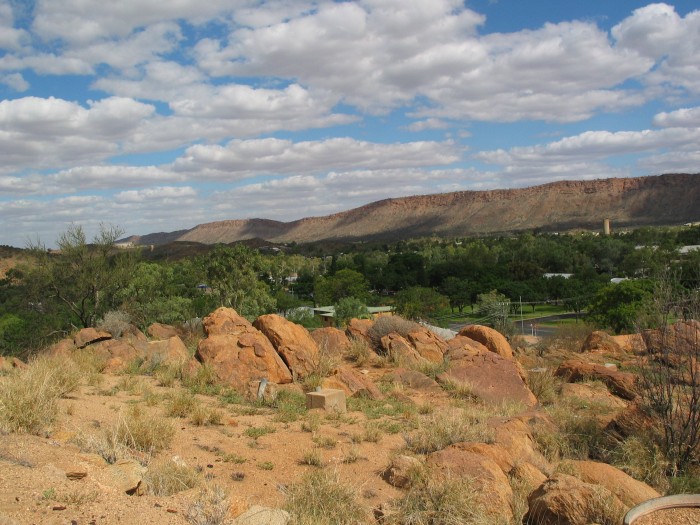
[1,1,699,248]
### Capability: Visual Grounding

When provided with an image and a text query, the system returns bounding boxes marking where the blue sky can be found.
[1,1,699,247]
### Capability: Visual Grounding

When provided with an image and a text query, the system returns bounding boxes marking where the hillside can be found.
[124,173,700,246]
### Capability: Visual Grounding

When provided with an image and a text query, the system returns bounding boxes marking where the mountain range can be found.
[123,173,700,246]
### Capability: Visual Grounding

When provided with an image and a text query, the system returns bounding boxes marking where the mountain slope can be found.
[126,173,700,245]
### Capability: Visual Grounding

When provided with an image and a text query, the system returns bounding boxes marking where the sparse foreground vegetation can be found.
[3,224,700,524]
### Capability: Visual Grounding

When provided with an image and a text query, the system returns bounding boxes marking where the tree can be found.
[636,277,700,474]
[116,261,193,328]
[23,224,136,328]
[333,297,369,328]
[587,280,654,334]
[394,286,447,321]
[476,290,510,334]
[440,277,473,313]
[197,244,275,319]
[313,269,370,306]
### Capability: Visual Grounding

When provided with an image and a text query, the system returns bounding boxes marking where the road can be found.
[449,312,583,338]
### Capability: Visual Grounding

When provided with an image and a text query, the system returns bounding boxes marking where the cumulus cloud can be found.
[653,106,700,128]
[613,4,700,94]
[0,96,156,172]
[172,137,461,178]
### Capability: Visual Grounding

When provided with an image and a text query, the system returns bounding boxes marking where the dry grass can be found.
[0,354,81,435]
[346,337,373,366]
[525,367,559,406]
[79,404,175,464]
[384,469,492,525]
[283,470,369,525]
[403,407,494,454]
[185,484,230,525]
[144,459,201,496]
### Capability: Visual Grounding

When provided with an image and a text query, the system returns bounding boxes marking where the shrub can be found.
[525,367,560,405]
[97,310,131,338]
[346,337,373,366]
[185,485,230,525]
[145,460,200,496]
[166,390,198,418]
[112,404,175,457]
[284,470,368,525]
[385,470,491,525]
[367,316,419,352]
[403,408,493,454]
[0,355,81,435]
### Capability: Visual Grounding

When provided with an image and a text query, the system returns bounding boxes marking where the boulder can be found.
[104,459,146,494]
[445,335,489,356]
[233,505,291,525]
[523,473,625,525]
[345,318,374,344]
[0,356,26,372]
[490,417,548,469]
[458,325,513,360]
[382,368,442,393]
[254,314,320,379]
[46,338,75,357]
[643,320,700,357]
[380,333,428,368]
[426,445,513,523]
[439,348,537,407]
[605,401,656,441]
[555,359,637,400]
[452,442,515,475]
[406,328,447,363]
[310,327,351,357]
[512,461,547,489]
[321,366,383,400]
[580,330,623,355]
[563,460,660,507]
[145,336,190,366]
[611,333,647,355]
[560,382,628,411]
[146,322,180,340]
[74,327,111,349]
[91,339,143,373]
[381,455,422,488]
[196,308,292,391]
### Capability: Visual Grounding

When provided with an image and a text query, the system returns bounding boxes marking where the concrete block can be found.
[306,389,347,413]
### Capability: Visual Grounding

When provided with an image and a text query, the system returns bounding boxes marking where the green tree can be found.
[23,224,136,328]
[198,244,275,318]
[116,261,194,328]
[313,268,370,306]
[333,297,369,328]
[587,279,654,334]
[440,277,473,313]
[394,286,447,321]
[476,290,510,333]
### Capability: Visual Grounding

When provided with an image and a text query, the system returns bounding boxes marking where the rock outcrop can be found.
[556,359,637,400]
[439,347,537,407]
[254,314,320,380]
[196,307,292,391]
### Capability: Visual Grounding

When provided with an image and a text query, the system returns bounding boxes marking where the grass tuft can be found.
[284,470,368,525]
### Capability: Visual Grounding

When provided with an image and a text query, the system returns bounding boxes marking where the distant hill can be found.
[122,173,700,246]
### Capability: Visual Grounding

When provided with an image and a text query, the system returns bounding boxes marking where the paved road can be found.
[450,312,583,338]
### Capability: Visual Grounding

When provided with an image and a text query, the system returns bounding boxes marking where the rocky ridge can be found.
[124,173,700,246]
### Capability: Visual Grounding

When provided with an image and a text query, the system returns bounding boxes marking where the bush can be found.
[97,310,131,338]
[185,485,230,525]
[403,408,493,454]
[284,470,368,525]
[145,460,200,496]
[367,315,419,352]
[0,355,81,435]
[385,469,490,525]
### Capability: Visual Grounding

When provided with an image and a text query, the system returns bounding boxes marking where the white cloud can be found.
[406,118,449,132]
[31,0,242,44]
[0,71,28,90]
[476,127,700,166]
[172,137,461,178]
[0,96,156,172]
[653,106,700,128]
[0,1,28,50]
[613,4,700,94]
[114,186,197,203]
